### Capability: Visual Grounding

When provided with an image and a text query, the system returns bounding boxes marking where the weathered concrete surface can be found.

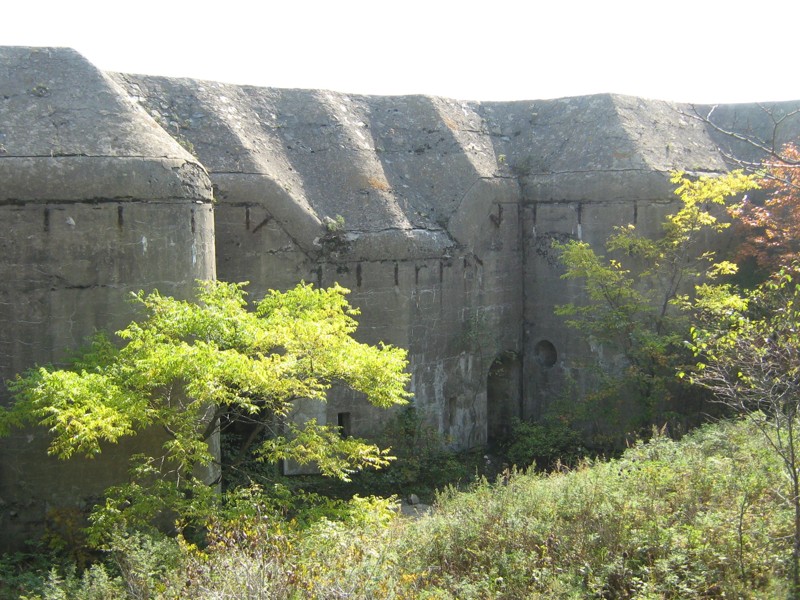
[480,95,732,424]
[112,74,527,448]
[115,76,775,449]
[0,48,215,551]
[3,46,800,550]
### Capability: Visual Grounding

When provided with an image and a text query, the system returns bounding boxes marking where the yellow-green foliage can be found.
[0,281,411,544]
[552,171,758,440]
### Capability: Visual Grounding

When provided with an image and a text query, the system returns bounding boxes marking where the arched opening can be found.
[487,351,522,446]
[534,339,557,367]
[528,339,559,421]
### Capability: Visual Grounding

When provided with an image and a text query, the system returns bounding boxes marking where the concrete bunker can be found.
[3,46,800,552]
[487,351,522,445]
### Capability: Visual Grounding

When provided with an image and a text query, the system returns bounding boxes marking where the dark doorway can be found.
[487,351,522,445]
[337,412,352,438]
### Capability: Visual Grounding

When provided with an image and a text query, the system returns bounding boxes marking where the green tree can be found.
[554,171,757,437]
[0,281,411,542]
[690,268,800,598]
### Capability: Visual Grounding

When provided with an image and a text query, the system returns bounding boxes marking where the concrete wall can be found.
[111,77,528,449]
[481,95,731,424]
[2,46,800,549]
[0,48,215,550]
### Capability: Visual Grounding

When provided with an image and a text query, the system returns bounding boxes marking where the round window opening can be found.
[534,340,557,367]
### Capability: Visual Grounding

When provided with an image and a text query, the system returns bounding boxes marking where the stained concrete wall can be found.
[479,94,732,424]
[112,76,526,449]
[0,48,215,550]
[3,46,800,550]
[116,78,795,448]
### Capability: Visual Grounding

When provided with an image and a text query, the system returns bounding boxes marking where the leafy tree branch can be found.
[689,268,800,598]
[554,171,756,436]
[0,280,411,542]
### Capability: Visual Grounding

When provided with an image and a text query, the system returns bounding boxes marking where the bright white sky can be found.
[5,0,800,104]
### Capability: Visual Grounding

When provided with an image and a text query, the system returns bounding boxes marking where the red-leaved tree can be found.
[732,143,800,272]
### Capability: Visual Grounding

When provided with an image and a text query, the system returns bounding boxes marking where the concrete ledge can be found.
[0,156,213,203]
[329,227,455,262]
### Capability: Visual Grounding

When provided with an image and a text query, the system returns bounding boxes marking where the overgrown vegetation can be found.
[0,281,410,546]
[4,417,794,599]
[553,170,757,445]
[339,406,481,501]
[222,405,484,505]
[690,266,800,595]
[504,418,585,470]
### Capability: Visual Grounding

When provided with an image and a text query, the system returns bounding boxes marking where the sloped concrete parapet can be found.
[0,47,213,204]
[478,94,729,203]
[0,47,216,552]
[1,48,197,157]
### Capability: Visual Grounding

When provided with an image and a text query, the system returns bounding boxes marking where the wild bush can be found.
[400,418,788,598]
[11,417,793,598]
[504,418,584,470]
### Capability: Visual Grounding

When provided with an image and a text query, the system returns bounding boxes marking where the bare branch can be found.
[683,104,800,166]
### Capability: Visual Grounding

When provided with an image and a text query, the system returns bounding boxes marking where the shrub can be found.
[7,417,794,598]
[504,418,585,470]
[349,406,477,500]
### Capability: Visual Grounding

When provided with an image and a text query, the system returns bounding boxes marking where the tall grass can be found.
[9,417,793,599]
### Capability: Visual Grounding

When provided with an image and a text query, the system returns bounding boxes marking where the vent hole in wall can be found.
[534,340,557,367]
